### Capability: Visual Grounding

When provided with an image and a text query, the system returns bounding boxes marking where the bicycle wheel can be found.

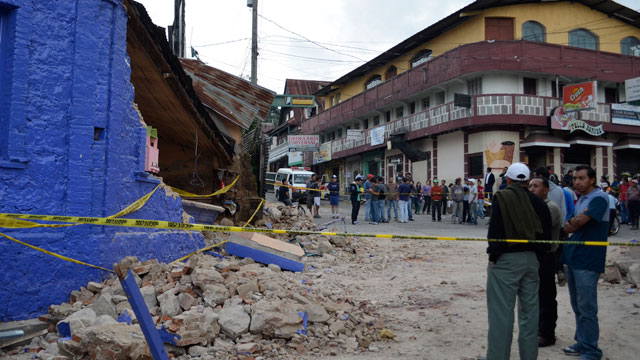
[612,216,620,236]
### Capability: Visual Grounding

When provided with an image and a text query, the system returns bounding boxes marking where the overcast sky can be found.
[136,0,639,94]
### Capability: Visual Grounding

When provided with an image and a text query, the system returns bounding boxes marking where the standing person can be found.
[607,190,619,235]
[451,178,464,224]
[278,178,293,206]
[349,176,363,225]
[368,177,380,225]
[310,176,322,218]
[328,175,340,219]
[534,168,567,224]
[563,169,574,188]
[386,177,399,222]
[477,179,485,219]
[548,166,559,185]
[441,179,449,218]
[485,167,496,200]
[397,177,410,223]
[619,176,630,224]
[469,179,478,225]
[462,179,471,223]
[498,166,509,190]
[377,176,387,223]
[529,177,562,348]
[423,180,432,214]
[562,165,610,359]
[431,179,443,222]
[407,179,415,221]
[363,175,373,221]
[485,163,552,360]
[627,179,640,230]
[414,181,423,215]
[599,175,610,190]
[306,174,316,213]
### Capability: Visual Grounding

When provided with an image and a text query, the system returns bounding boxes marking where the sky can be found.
[135,0,640,94]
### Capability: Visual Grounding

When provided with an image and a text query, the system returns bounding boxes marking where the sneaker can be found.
[432,219,436,222]
[538,336,555,347]
[562,345,581,356]
[438,219,442,222]
[409,218,415,221]
[369,222,379,225]
[352,221,358,225]
[314,214,321,219]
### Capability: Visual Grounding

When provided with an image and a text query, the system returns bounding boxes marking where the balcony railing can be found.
[316,93,613,158]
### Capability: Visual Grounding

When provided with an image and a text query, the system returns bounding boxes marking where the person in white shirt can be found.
[607,190,619,234]
[469,179,478,225]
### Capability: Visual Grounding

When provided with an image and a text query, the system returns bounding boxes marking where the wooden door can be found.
[485,18,514,41]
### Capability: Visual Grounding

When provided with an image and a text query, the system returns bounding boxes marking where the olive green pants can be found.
[486,251,539,360]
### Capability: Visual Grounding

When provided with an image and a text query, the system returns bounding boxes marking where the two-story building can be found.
[302,0,640,186]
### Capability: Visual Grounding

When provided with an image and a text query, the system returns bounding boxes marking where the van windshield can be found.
[293,174,312,184]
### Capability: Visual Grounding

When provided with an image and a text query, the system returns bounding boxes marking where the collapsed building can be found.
[0,0,273,321]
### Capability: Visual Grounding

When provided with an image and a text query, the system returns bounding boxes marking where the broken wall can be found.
[0,0,203,321]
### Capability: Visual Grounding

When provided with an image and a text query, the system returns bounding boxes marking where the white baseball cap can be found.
[506,162,530,181]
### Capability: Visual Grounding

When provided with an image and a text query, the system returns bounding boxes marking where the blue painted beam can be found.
[225,242,304,272]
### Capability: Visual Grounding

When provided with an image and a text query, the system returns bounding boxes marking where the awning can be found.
[567,135,613,147]
[520,133,570,148]
[613,137,640,150]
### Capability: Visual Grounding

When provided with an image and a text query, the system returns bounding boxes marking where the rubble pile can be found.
[2,236,388,359]
[254,203,317,231]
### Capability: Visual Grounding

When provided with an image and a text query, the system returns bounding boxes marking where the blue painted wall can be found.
[0,0,204,321]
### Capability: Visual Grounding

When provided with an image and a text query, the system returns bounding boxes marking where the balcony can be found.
[301,40,639,136]
[312,93,614,162]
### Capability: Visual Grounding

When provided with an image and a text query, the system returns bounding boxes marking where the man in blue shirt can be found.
[397,178,411,223]
[562,165,608,360]
[364,175,373,221]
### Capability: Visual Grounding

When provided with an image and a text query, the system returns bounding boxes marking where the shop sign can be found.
[563,81,596,113]
[347,129,363,141]
[288,151,303,166]
[625,76,640,103]
[369,126,386,146]
[550,106,604,136]
[612,103,640,126]
[287,135,319,152]
[313,142,332,164]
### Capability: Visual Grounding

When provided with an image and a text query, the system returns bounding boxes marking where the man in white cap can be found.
[483,163,552,360]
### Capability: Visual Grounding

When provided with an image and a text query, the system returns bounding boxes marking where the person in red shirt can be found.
[430,179,443,222]
[619,176,630,224]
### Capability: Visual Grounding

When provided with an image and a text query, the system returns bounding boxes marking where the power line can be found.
[258,14,367,62]
[193,38,250,48]
[260,48,366,64]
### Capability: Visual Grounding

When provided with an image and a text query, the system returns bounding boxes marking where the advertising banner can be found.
[550,106,604,136]
[288,151,303,166]
[625,76,640,103]
[347,129,363,141]
[369,126,386,146]
[563,81,596,113]
[313,142,332,164]
[287,135,319,152]
[612,103,640,126]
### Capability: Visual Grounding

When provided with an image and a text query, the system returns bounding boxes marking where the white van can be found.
[275,167,315,203]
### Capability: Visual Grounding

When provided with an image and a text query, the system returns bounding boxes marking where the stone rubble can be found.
[1,204,388,359]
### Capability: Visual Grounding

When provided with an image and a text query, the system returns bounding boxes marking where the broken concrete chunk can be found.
[158,289,182,317]
[58,323,151,360]
[86,281,104,293]
[90,293,117,320]
[178,292,197,311]
[236,281,259,296]
[139,285,158,309]
[95,314,119,326]
[202,284,230,306]
[191,268,225,288]
[305,303,330,323]
[57,308,96,336]
[218,305,250,340]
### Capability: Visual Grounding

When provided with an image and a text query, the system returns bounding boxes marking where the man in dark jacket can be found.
[485,163,552,360]
[485,167,495,200]
[349,176,363,225]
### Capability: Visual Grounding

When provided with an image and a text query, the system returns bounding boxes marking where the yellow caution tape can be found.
[171,176,239,198]
[108,185,160,218]
[0,212,636,247]
[243,199,264,228]
[170,240,229,265]
[0,232,114,273]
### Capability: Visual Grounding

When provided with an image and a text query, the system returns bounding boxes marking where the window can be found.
[385,65,397,80]
[353,122,360,130]
[330,96,335,106]
[468,154,483,177]
[337,128,343,138]
[385,111,391,122]
[396,107,404,118]
[569,29,598,50]
[363,119,369,129]
[434,91,445,105]
[621,36,640,56]
[365,75,382,90]
[522,21,545,42]
[422,97,430,110]
[605,88,616,103]
[410,102,416,114]
[467,77,482,95]
[373,115,379,127]
[523,77,536,95]
[551,80,567,98]
[411,49,432,68]
[337,92,341,103]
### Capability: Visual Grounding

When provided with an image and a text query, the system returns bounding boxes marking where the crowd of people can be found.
[274,163,639,360]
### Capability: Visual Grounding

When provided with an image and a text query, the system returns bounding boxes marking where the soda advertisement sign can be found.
[563,81,596,113]
[550,106,604,136]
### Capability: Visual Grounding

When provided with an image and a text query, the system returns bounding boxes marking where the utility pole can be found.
[250,0,258,84]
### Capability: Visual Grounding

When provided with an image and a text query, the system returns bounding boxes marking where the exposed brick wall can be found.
[0,0,204,321]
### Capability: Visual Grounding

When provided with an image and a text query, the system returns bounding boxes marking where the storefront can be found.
[613,138,640,175]
[345,155,362,192]
[363,150,384,178]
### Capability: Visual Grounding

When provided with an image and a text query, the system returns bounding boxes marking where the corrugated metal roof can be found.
[181,59,276,130]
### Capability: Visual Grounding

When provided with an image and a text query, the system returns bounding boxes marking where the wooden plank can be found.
[0,329,48,349]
